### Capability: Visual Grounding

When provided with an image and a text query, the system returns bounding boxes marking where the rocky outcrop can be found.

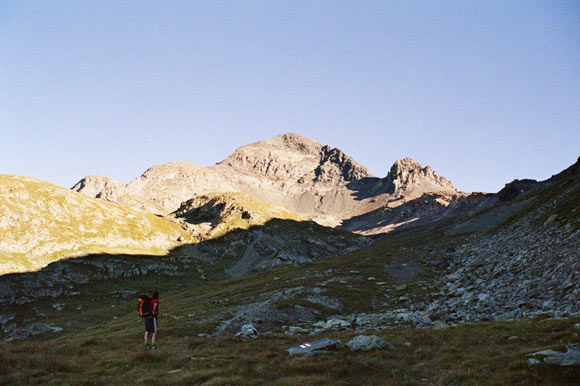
[71,175,125,200]
[314,145,371,183]
[381,157,457,197]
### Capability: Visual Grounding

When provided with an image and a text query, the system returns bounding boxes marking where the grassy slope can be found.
[1,277,579,385]
[2,228,579,385]
[0,175,192,275]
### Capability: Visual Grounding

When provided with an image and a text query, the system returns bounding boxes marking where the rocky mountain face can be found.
[72,162,236,215]
[216,133,370,183]
[74,133,464,230]
[0,175,191,275]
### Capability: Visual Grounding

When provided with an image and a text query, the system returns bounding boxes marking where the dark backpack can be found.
[138,295,151,318]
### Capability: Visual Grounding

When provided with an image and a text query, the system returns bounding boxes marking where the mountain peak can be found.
[261,133,323,155]
[388,157,423,176]
[219,133,370,183]
[72,175,125,200]
[273,132,321,145]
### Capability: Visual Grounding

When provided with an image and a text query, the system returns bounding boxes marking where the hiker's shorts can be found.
[145,317,158,333]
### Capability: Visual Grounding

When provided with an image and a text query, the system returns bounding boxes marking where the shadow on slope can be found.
[344,177,388,201]
[0,218,370,340]
[339,192,493,235]
[447,156,580,235]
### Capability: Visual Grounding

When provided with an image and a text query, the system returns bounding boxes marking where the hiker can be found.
[139,291,160,349]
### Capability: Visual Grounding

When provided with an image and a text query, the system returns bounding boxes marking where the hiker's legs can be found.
[152,317,158,345]
[144,331,149,344]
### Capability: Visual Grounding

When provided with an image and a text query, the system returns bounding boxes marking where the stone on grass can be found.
[527,345,580,367]
[346,335,393,352]
[234,323,258,339]
[287,338,341,356]
[313,318,351,330]
[285,326,308,336]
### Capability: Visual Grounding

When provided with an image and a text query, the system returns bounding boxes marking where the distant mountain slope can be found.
[0,174,191,275]
[74,133,462,230]
[72,162,236,215]
[424,157,580,325]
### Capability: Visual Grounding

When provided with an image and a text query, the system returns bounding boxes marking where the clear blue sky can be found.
[1,1,579,193]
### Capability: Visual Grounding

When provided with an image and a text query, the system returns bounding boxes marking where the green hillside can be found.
[0,175,192,275]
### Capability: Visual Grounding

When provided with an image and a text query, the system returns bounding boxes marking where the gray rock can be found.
[543,345,580,366]
[527,345,580,367]
[285,326,309,336]
[327,318,351,329]
[234,323,258,339]
[346,335,393,351]
[431,321,447,329]
[287,338,341,356]
[6,323,63,342]
[527,358,543,366]
[478,293,490,302]
[313,318,351,330]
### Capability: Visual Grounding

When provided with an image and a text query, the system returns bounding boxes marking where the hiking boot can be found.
[145,342,152,349]
[150,344,158,350]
